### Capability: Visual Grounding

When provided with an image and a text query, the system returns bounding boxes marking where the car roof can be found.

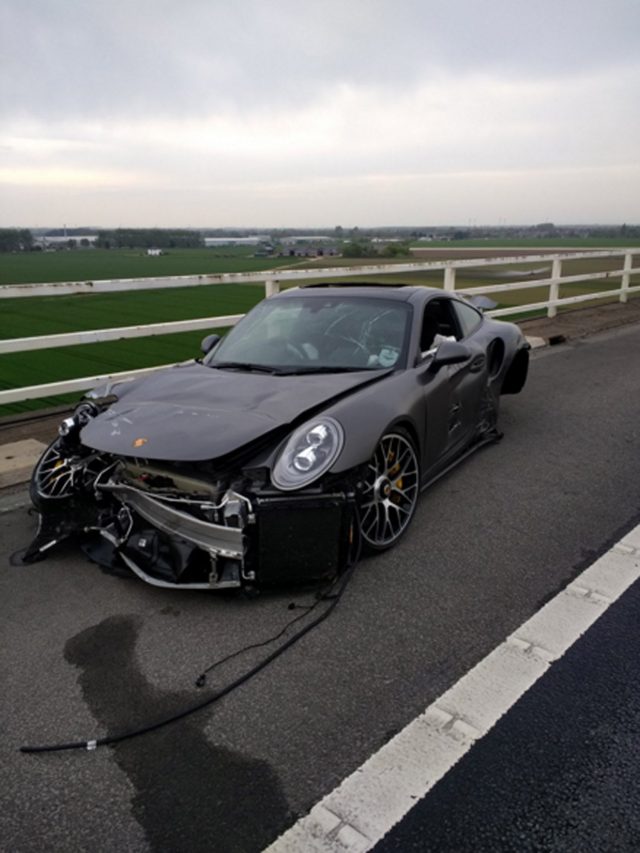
[274,284,444,303]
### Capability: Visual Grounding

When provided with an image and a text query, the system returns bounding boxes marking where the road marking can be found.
[265,525,640,853]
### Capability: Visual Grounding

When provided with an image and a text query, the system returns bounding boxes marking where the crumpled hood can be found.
[80,361,388,461]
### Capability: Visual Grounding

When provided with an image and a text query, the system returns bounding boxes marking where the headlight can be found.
[58,402,99,438]
[271,417,344,491]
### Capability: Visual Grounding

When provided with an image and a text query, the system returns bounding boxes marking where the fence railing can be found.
[1,249,638,406]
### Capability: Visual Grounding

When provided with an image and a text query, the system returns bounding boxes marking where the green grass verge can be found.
[0,329,230,417]
[0,280,265,417]
[0,283,264,340]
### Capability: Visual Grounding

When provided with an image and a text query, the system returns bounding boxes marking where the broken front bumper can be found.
[103,484,248,589]
[27,474,353,591]
[111,488,351,590]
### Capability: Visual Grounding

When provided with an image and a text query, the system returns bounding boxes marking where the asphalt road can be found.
[2,323,640,852]
[374,574,640,853]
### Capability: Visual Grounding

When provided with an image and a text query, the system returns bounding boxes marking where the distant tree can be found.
[342,240,376,258]
[96,229,204,249]
[0,228,34,252]
[533,222,557,237]
[381,241,411,257]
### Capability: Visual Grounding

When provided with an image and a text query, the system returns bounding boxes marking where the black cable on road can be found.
[20,513,361,755]
[194,583,330,689]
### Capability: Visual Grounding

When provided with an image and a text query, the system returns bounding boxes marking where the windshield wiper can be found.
[210,361,283,374]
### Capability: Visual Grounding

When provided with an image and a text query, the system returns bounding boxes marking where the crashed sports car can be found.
[26,284,529,590]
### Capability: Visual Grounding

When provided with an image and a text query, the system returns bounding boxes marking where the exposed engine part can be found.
[99,483,245,559]
[117,459,221,499]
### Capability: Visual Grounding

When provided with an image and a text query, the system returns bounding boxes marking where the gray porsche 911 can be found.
[26,284,529,590]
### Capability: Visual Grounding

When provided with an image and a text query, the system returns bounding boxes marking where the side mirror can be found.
[200,333,221,355]
[430,340,471,370]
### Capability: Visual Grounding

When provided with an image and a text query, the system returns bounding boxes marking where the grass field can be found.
[1,246,638,417]
[0,283,264,339]
[0,282,265,416]
[0,247,299,286]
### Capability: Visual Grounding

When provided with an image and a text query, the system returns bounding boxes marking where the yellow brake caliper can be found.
[387,450,402,502]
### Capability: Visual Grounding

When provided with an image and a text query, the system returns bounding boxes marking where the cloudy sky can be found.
[1,0,639,227]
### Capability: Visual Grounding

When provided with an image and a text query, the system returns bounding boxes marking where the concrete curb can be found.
[0,439,46,488]
[525,335,547,349]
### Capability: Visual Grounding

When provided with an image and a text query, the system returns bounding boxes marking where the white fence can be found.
[1,249,638,406]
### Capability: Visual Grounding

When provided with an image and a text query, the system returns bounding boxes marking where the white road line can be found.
[265,525,640,853]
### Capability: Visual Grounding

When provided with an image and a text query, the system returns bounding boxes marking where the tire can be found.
[29,437,76,509]
[358,428,420,552]
[501,348,529,395]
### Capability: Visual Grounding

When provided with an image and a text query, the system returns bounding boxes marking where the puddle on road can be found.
[65,614,292,852]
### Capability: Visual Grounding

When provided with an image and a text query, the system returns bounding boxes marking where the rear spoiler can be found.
[461,294,498,312]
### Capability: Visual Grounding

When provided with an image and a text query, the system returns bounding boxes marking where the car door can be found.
[418,298,487,473]
[446,300,488,450]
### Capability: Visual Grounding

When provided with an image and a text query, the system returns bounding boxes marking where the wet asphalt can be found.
[2,323,640,852]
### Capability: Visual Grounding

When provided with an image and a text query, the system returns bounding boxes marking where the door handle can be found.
[469,354,486,373]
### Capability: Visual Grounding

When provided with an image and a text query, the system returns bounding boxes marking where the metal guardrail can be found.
[1,249,639,405]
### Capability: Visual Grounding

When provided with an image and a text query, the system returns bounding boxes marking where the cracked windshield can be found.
[206,296,412,373]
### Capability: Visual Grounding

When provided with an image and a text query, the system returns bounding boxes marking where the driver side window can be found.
[452,301,482,338]
[420,299,461,353]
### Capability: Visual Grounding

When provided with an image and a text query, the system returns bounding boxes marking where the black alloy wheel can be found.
[358,429,420,551]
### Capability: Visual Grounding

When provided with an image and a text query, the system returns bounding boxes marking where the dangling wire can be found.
[20,505,363,755]
[194,581,335,689]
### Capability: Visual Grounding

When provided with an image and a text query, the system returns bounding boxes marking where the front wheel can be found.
[30,438,77,508]
[358,429,420,551]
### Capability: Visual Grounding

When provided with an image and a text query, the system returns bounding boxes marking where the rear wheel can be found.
[501,348,529,394]
[358,429,420,551]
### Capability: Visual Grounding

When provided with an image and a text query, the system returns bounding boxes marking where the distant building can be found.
[147,248,163,256]
[204,236,270,247]
[281,235,335,245]
[280,235,339,258]
[34,233,99,248]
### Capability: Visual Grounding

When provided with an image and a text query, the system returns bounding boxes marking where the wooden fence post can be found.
[547,256,562,318]
[620,252,632,303]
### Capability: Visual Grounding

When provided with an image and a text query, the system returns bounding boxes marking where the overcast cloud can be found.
[1,0,639,226]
